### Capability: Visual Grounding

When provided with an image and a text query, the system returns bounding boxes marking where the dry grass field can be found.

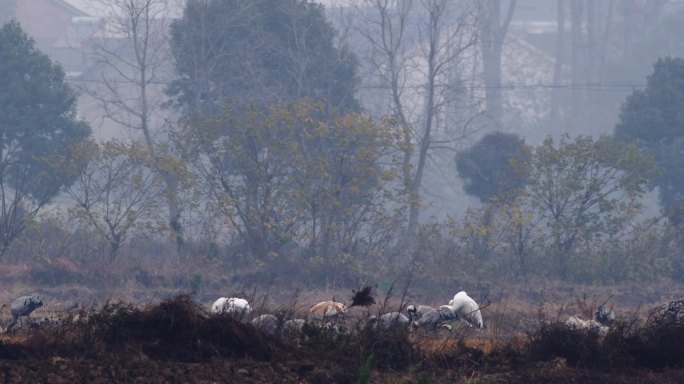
[1,276,683,383]
[1,257,684,383]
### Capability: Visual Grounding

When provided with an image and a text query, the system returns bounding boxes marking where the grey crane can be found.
[4,294,43,333]
[282,318,306,337]
[369,312,410,330]
[251,314,280,335]
[406,304,436,322]
[410,305,458,331]
[252,314,309,338]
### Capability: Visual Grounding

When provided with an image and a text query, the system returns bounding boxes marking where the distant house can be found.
[15,0,104,78]
[14,0,180,141]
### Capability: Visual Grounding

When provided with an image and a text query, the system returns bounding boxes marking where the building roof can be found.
[62,0,183,19]
[61,0,110,18]
[51,0,89,17]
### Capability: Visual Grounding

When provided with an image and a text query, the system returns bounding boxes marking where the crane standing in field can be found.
[446,291,484,329]
[3,293,44,333]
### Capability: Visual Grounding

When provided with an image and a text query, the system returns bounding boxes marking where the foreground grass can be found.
[0,294,683,383]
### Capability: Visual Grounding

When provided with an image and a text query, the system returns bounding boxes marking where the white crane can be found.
[308,301,347,320]
[211,297,252,316]
[565,315,609,336]
[445,291,484,329]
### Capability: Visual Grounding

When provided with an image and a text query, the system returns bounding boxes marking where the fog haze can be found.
[1,0,684,302]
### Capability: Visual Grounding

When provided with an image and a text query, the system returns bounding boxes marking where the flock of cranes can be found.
[2,291,683,340]
[210,291,485,337]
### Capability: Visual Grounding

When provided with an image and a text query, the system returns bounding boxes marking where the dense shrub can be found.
[527,321,684,370]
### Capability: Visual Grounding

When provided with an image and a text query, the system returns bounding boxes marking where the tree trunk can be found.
[550,0,566,128]
[406,1,443,258]
[569,0,584,130]
[479,0,516,131]
[362,1,478,265]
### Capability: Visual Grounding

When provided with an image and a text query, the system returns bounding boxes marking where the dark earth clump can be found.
[24,294,280,362]
[350,286,376,308]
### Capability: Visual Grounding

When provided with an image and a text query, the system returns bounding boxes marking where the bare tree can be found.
[67,140,166,260]
[358,0,414,197]
[618,0,666,60]
[358,0,478,262]
[478,0,516,131]
[554,0,623,133]
[81,0,171,143]
[78,0,185,255]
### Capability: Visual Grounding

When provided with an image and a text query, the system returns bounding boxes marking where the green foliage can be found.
[175,100,404,281]
[167,0,359,116]
[525,135,656,278]
[456,132,529,203]
[0,20,91,198]
[488,201,542,278]
[615,57,684,144]
[421,135,661,283]
[357,354,374,384]
[66,140,166,259]
[615,57,684,208]
[0,21,91,253]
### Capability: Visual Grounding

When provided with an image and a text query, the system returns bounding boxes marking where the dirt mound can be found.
[26,294,284,362]
[527,321,684,370]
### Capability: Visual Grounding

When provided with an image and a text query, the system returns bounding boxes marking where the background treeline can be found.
[1,1,684,292]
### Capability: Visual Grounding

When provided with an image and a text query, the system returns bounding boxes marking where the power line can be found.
[68,76,647,92]
[357,82,647,91]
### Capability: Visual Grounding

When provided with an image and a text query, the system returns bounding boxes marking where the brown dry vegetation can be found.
[1,253,684,383]
[1,291,684,383]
